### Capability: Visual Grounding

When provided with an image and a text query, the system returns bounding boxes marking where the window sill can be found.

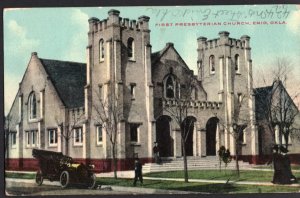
[28,118,41,123]
[130,142,141,146]
[96,142,103,147]
[99,59,104,63]
[11,145,17,149]
[73,143,83,147]
[48,144,58,148]
[128,59,136,62]
[235,72,241,75]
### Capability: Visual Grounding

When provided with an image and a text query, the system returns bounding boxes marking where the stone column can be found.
[215,123,220,154]
[82,123,86,159]
[118,121,126,158]
[193,124,197,156]
[57,125,61,152]
[200,129,206,157]
[173,129,182,157]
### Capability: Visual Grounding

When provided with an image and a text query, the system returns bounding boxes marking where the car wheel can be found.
[60,171,70,188]
[35,170,43,186]
[87,173,96,189]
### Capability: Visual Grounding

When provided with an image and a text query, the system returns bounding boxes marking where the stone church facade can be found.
[6,9,300,172]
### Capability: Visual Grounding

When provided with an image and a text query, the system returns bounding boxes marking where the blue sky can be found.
[4,5,300,114]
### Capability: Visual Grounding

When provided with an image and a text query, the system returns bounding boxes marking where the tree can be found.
[163,74,197,183]
[255,57,300,152]
[216,92,251,177]
[93,81,123,179]
[55,109,85,156]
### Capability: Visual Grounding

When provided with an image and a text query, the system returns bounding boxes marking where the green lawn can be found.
[97,178,300,193]
[6,172,36,179]
[144,170,300,183]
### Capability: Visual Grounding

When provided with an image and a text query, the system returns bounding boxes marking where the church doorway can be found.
[156,115,173,157]
[206,117,219,156]
[181,116,196,156]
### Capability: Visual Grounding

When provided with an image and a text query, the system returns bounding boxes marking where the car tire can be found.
[87,173,96,189]
[35,170,43,186]
[60,171,70,188]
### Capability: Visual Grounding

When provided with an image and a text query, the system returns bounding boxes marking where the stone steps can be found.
[143,157,252,172]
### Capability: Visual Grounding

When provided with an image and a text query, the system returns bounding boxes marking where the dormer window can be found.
[28,92,37,120]
[209,55,215,74]
[127,37,134,60]
[235,54,240,73]
[99,39,104,62]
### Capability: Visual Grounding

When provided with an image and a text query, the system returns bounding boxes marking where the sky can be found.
[4,5,300,114]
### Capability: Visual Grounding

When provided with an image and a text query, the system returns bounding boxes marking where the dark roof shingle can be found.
[40,58,86,108]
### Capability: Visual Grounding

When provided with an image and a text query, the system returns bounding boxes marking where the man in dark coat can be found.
[133,158,143,186]
[153,142,160,164]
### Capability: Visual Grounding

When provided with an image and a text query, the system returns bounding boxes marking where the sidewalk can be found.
[5,178,201,194]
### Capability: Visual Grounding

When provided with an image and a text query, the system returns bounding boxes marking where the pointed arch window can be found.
[209,55,215,74]
[235,54,240,72]
[164,75,180,99]
[127,37,134,60]
[28,92,37,119]
[99,39,104,62]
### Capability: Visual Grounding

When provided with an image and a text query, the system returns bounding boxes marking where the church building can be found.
[6,9,300,172]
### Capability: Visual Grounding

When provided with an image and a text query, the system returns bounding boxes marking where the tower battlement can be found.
[197,31,251,50]
[88,9,150,33]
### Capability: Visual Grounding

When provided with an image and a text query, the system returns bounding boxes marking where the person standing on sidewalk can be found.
[133,158,143,186]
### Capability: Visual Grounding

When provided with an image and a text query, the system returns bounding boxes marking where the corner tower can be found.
[85,10,155,162]
[197,31,256,155]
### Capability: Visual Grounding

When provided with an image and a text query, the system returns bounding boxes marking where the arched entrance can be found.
[206,117,219,156]
[182,116,196,156]
[156,115,173,157]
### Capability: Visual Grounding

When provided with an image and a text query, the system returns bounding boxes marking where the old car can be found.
[32,149,96,188]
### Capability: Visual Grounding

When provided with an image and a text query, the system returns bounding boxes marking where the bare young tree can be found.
[93,82,123,179]
[163,74,197,183]
[55,109,85,156]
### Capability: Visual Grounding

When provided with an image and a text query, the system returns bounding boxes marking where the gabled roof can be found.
[254,80,299,121]
[40,59,86,108]
[151,43,189,71]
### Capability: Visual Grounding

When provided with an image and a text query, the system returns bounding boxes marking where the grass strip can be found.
[97,178,300,193]
[144,170,300,183]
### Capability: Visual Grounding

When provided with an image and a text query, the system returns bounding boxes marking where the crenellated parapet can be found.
[197,31,251,50]
[163,99,223,109]
[88,9,150,33]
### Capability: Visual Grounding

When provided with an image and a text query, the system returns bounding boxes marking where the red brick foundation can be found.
[6,154,299,172]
